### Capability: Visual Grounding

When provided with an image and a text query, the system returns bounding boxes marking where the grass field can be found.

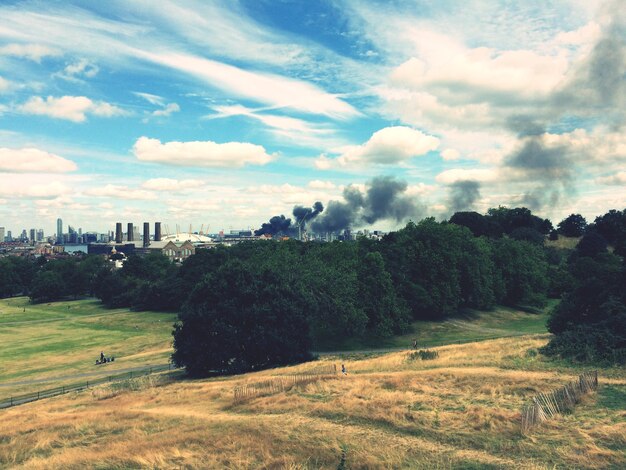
[316,302,553,352]
[0,335,624,469]
[0,297,176,397]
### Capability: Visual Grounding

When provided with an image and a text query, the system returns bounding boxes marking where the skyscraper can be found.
[57,218,63,244]
[0,227,4,243]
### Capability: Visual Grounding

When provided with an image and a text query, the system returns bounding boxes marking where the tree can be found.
[557,214,587,237]
[29,270,66,303]
[356,251,410,336]
[172,259,313,377]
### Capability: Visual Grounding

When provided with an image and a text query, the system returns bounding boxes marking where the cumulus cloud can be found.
[19,96,127,122]
[0,43,60,62]
[141,178,204,191]
[132,137,274,168]
[317,126,439,169]
[85,184,157,200]
[0,147,77,173]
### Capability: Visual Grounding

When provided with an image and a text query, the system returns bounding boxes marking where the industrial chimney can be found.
[143,222,150,247]
[127,222,134,242]
[115,223,123,243]
[154,222,162,242]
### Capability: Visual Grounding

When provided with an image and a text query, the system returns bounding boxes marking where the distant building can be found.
[0,227,4,243]
[144,240,195,262]
[56,218,63,244]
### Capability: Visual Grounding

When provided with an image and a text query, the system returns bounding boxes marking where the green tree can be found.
[557,213,587,237]
[172,259,313,377]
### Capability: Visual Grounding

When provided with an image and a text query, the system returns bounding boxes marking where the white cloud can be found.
[391,36,568,97]
[85,184,157,200]
[141,178,204,191]
[19,96,127,122]
[138,51,358,119]
[132,137,275,168]
[595,171,626,185]
[209,104,338,148]
[0,43,60,62]
[319,126,439,168]
[0,76,12,93]
[0,147,77,173]
[435,168,499,184]
[0,177,70,198]
[308,180,336,189]
[151,102,180,117]
[133,92,165,106]
[56,58,99,81]
[441,149,461,161]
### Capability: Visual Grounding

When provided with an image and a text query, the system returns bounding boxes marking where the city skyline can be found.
[0,1,624,234]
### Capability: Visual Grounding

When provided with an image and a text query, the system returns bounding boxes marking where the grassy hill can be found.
[0,297,176,397]
[0,335,624,469]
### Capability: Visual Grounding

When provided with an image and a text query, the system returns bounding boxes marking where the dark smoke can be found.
[311,176,423,234]
[254,215,292,236]
[255,202,324,237]
[293,201,324,225]
[448,180,481,212]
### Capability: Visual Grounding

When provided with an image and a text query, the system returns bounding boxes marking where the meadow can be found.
[0,297,176,397]
[0,334,624,469]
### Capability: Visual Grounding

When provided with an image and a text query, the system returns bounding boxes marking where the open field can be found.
[0,335,624,469]
[0,297,176,397]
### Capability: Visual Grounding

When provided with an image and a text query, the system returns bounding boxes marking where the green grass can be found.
[315,302,553,352]
[0,297,176,398]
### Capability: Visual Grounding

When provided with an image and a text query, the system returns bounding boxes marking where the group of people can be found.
[95,351,114,365]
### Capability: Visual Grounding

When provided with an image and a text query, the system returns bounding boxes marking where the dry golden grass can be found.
[0,335,624,469]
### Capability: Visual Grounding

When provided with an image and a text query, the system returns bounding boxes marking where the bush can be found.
[407,349,439,361]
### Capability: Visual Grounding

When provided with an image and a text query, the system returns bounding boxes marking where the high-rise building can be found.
[6,230,12,242]
[143,222,150,247]
[36,229,44,242]
[154,222,162,241]
[127,222,134,242]
[115,223,123,243]
[57,218,63,244]
[29,228,36,243]
[0,227,4,242]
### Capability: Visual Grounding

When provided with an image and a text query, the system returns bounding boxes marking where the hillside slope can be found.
[1,335,624,469]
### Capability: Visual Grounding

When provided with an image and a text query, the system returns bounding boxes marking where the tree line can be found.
[1,207,624,373]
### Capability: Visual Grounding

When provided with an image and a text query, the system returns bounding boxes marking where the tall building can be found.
[0,227,4,243]
[29,228,36,243]
[57,218,63,244]
[36,229,44,242]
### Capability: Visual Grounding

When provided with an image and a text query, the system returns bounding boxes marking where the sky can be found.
[0,0,624,236]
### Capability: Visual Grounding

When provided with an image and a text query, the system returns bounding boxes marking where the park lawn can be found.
[0,335,623,469]
[314,303,552,352]
[0,297,176,398]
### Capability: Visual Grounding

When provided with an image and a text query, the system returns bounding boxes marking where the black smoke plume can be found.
[448,180,481,212]
[293,201,324,226]
[311,176,423,234]
[255,202,324,237]
[254,215,292,236]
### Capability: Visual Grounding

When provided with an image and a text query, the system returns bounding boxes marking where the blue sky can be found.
[0,0,624,235]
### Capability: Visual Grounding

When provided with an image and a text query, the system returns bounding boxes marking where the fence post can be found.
[62,386,65,394]
[37,391,40,400]
[10,396,13,406]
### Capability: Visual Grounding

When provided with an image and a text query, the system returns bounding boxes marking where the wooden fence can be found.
[233,364,337,403]
[521,370,598,434]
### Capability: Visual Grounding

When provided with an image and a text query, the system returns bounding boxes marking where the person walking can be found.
[341,364,347,375]
[100,351,105,363]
